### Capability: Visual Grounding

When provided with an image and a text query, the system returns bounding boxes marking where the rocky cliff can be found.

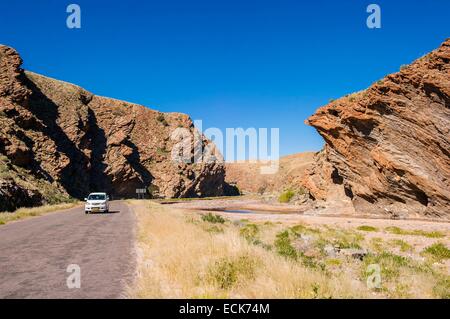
[0,45,225,211]
[225,152,315,194]
[303,39,450,219]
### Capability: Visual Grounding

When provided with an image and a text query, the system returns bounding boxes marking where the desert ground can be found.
[1,197,448,298]
[128,198,450,299]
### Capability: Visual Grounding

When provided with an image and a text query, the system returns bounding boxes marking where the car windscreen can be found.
[88,194,106,200]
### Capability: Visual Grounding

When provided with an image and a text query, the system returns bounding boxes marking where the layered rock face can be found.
[0,45,225,210]
[303,39,450,219]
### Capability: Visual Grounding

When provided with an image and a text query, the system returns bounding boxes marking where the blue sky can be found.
[1,0,449,159]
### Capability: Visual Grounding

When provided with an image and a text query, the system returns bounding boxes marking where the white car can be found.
[84,192,110,214]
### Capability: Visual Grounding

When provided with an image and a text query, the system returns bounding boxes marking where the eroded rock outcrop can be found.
[0,45,226,210]
[303,39,450,219]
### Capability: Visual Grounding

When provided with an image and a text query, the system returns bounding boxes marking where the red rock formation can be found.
[0,45,226,210]
[304,39,450,219]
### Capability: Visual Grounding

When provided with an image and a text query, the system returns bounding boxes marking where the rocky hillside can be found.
[303,39,450,219]
[225,152,315,194]
[0,45,226,211]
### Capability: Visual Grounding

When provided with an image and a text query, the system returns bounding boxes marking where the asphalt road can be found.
[0,201,136,298]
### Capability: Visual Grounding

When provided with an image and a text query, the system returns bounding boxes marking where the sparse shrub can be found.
[252,239,272,251]
[156,147,169,156]
[278,189,295,203]
[385,226,407,235]
[207,255,257,289]
[400,64,408,71]
[357,225,378,232]
[370,237,384,253]
[421,231,446,238]
[205,225,224,234]
[301,255,322,270]
[433,277,450,299]
[422,243,450,262]
[156,113,169,126]
[325,258,341,266]
[362,252,410,281]
[297,187,307,196]
[290,224,320,235]
[239,223,259,242]
[390,239,413,252]
[201,213,226,224]
[324,228,363,249]
[147,184,160,199]
[385,226,445,238]
[274,230,298,260]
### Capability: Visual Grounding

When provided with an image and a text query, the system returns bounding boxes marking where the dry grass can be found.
[0,202,80,225]
[127,201,450,299]
[128,202,361,298]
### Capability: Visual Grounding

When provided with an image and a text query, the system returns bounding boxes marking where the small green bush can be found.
[390,239,413,252]
[385,226,445,238]
[278,190,295,203]
[274,230,298,260]
[290,224,320,235]
[201,213,226,224]
[207,255,257,289]
[357,225,378,232]
[422,243,450,262]
[325,258,341,266]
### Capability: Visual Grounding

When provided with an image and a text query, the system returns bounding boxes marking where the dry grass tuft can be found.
[0,202,80,225]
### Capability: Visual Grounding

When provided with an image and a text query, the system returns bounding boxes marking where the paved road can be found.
[0,201,135,298]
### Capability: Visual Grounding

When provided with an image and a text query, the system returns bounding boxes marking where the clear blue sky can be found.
[1,0,449,158]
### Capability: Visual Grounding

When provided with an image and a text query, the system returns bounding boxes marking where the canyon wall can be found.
[0,45,225,211]
[303,39,450,219]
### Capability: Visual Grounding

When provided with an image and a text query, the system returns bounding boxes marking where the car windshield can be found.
[88,194,106,200]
